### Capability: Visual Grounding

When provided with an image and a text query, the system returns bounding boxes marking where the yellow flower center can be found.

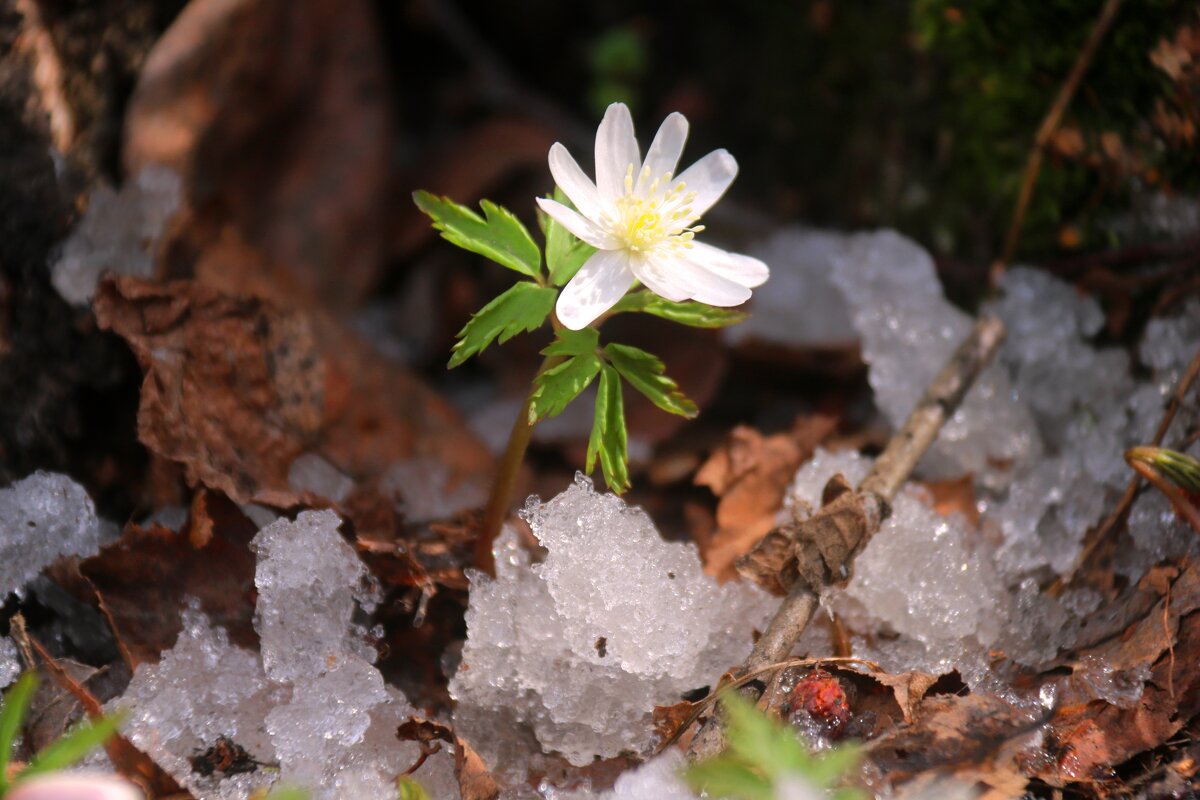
[608,164,705,253]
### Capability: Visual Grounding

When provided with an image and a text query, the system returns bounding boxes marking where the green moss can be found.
[912,0,1198,256]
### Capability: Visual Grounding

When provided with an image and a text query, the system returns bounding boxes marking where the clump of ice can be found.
[452,475,774,770]
[0,472,108,596]
[599,751,696,800]
[797,232,1200,687]
[1071,654,1150,709]
[825,230,1040,488]
[114,602,282,800]
[50,166,181,305]
[114,511,458,800]
[0,637,21,688]
[287,453,354,504]
[382,457,488,523]
[542,751,698,800]
[725,227,856,348]
[789,449,1007,684]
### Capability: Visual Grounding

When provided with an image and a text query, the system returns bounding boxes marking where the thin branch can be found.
[687,315,1007,761]
[1071,346,1200,576]
[992,0,1124,281]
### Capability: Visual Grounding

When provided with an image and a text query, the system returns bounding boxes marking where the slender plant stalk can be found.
[992,0,1124,282]
[477,354,562,575]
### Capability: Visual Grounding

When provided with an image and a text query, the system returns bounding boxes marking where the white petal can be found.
[556,249,635,329]
[672,254,753,306]
[637,112,689,194]
[548,143,608,220]
[536,197,620,249]
[685,241,769,288]
[675,149,738,220]
[628,253,692,302]
[595,103,640,200]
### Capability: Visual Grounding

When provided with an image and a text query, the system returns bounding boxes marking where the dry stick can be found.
[686,315,1007,761]
[992,0,1124,282]
[1071,346,1200,577]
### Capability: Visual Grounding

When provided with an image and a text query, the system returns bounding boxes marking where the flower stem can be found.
[476,354,560,575]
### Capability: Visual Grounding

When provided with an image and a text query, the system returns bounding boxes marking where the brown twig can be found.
[1072,346,1200,576]
[1128,459,1200,533]
[687,315,1007,761]
[992,0,1124,282]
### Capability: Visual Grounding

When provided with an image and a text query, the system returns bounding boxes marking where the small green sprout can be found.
[684,693,866,800]
[0,673,124,796]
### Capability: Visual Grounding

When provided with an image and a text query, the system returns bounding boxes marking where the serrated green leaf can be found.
[683,758,773,800]
[603,343,698,418]
[448,282,557,368]
[539,188,596,286]
[0,673,37,788]
[541,327,599,357]
[414,191,542,278]
[588,365,630,493]
[530,353,603,422]
[20,712,123,779]
[719,692,811,778]
[610,291,748,328]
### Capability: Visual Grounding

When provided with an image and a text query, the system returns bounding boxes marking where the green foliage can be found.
[396,776,431,800]
[685,693,865,800]
[610,291,748,328]
[588,365,629,494]
[264,788,309,800]
[539,189,596,287]
[603,343,697,419]
[413,191,542,279]
[530,329,603,423]
[0,673,123,796]
[447,282,557,368]
[911,0,1198,255]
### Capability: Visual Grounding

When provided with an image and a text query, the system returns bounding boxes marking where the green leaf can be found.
[413,191,542,279]
[397,776,431,800]
[265,788,309,800]
[719,692,811,778]
[684,758,773,800]
[448,282,557,368]
[20,712,123,779]
[588,365,630,493]
[539,188,596,286]
[603,343,698,418]
[541,327,599,357]
[0,672,37,789]
[610,291,748,328]
[530,353,603,422]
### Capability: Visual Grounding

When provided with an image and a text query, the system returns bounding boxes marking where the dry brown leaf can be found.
[919,475,981,527]
[397,716,499,800]
[93,276,492,509]
[871,670,940,725]
[869,694,1048,786]
[188,487,214,548]
[124,0,393,310]
[1035,563,1200,789]
[652,701,696,745]
[694,416,838,579]
[80,497,258,668]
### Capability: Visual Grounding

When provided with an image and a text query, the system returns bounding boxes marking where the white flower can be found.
[537,103,769,330]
